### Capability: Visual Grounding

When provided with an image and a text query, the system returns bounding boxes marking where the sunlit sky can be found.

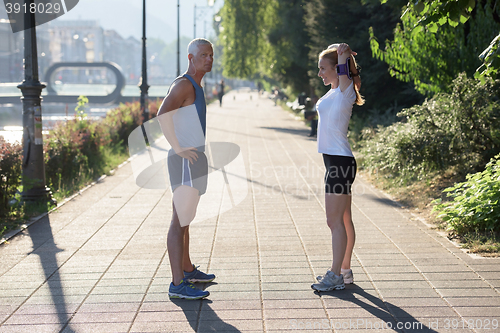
[59,0,223,43]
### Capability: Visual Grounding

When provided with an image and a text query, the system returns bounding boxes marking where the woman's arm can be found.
[331,43,360,91]
[336,43,354,92]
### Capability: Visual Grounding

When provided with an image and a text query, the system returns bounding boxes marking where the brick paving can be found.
[0,89,499,333]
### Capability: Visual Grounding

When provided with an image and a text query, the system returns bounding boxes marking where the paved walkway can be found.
[0,89,499,333]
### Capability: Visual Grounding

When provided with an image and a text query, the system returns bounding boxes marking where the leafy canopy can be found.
[219,0,312,94]
[369,0,500,94]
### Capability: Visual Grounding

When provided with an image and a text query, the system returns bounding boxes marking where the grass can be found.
[1,200,57,239]
[459,232,500,256]
[50,146,129,204]
[357,162,500,256]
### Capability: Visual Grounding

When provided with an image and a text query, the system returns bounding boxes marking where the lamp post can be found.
[194,3,213,39]
[139,0,150,123]
[177,0,180,77]
[17,0,54,204]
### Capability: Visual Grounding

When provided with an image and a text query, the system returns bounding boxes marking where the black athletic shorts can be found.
[167,150,208,196]
[322,154,357,195]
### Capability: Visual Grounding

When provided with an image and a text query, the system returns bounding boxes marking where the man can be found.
[157,38,215,300]
[217,79,224,107]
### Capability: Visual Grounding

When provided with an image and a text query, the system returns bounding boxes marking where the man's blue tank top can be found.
[182,74,206,136]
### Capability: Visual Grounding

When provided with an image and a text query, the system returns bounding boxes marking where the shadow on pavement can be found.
[28,215,76,333]
[364,194,403,208]
[171,293,242,332]
[317,284,438,332]
[260,126,311,138]
[245,176,313,201]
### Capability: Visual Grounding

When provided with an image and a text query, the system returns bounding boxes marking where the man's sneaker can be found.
[311,270,345,291]
[184,265,215,283]
[169,279,209,300]
[341,268,353,284]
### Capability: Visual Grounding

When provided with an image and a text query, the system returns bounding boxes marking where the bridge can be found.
[0,62,175,105]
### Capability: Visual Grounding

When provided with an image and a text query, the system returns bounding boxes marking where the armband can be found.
[336,57,352,80]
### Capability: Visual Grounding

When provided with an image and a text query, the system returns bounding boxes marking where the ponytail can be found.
[350,56,365,106]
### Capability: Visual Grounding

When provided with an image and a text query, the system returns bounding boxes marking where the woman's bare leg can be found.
[342,195,355,270]
[325,193,350,276]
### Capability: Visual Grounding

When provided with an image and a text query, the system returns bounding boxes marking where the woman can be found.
[311,43,364,292]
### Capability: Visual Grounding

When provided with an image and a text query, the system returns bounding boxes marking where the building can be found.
[103,30,141,84]
[0,18,144,86]
[0,19,23,83]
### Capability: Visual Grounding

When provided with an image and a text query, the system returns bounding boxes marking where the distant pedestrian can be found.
[157,38,215,300]
[305,97,318,137]
[311,42,364,292]
[218,79,225,107]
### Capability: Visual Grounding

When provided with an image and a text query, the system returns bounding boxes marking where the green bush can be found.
[44,100,144,195]
[433,154,500,236]
[360,73,500,181]
[0,137,22,220]
[0,99,160,235]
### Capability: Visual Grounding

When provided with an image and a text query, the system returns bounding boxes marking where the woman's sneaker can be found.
[312,270,345,291]
[169,279,209,300]
[184,265,215,283]
[316,269,331,283]
[317,269,354,285]
[341,268,353,284]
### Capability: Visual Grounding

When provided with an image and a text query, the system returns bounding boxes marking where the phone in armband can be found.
[336,57,352,80]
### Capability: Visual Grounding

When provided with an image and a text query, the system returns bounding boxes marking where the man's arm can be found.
[157,79,199,163]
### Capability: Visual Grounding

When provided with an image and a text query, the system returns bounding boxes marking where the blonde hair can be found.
[319,48,365,106]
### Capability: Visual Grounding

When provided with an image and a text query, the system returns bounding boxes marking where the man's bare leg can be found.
[167,205,187,286]
[168,185,200,285]
[183,227,194,273]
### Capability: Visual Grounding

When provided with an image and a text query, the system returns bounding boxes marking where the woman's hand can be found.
[328,43,357,56]
[337,43,354,56]
[175,147,199,164]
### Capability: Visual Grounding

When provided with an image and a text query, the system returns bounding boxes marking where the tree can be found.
[401,0,476,29]
[305,0,423,110]
[369,0,500,93]
[394,0,500,80]
[219,0,270,78]
[266,0,312,94]
[219,0,425,108]
[476,32,500,81]
[219,0,312,94]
